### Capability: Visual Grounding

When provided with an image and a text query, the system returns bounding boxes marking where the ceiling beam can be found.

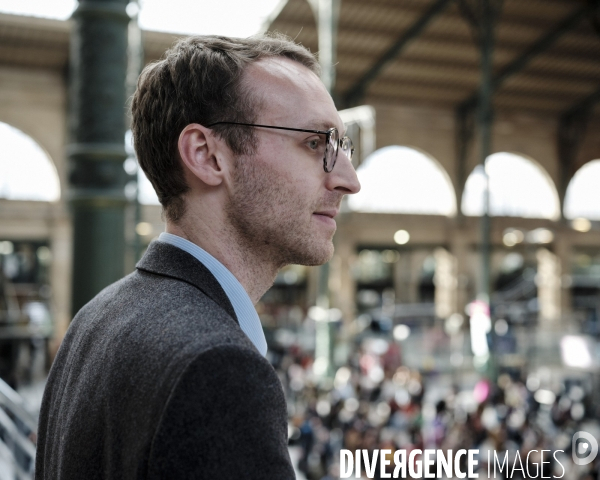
[458,3,590,110]
[556,85,600,208]
[343,0,453,106]
[561,85,600,119]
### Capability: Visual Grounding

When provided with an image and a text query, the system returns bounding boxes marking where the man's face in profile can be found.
[225,57,361,269]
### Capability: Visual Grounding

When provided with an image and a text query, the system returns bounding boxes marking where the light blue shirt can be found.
[157,232,268,357]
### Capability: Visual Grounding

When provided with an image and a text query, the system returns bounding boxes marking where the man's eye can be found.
[308,139,320,150]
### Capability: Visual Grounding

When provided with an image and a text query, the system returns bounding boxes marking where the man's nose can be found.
[328,150,361,194]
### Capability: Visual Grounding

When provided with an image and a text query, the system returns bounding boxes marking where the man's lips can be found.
[313,210,338,219]
[313,210,338,228]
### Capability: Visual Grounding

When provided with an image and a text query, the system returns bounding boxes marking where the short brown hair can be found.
[131,34,319,222]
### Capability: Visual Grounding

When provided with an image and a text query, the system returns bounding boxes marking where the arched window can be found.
[564,160,600,220]
[461,152,559,220]
[137,168,160,205]
[124,130,160,205]
[348,146,457,216]
[0,122,60,201]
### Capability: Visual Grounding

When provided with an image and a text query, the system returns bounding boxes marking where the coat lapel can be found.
[136,241,238,324]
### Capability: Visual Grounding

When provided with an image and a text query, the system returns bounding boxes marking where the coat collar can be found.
[136,240,238,323]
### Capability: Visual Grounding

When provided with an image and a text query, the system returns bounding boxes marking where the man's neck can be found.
[165,217,278,305]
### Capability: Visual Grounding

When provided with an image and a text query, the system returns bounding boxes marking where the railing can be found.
[0,379,37,480]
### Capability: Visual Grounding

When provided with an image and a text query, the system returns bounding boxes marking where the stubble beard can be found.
[225,155,336,270]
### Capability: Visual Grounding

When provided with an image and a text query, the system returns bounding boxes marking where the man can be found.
[36,34,360,479]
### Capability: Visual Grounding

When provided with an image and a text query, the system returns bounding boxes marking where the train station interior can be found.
[0,0,599,478]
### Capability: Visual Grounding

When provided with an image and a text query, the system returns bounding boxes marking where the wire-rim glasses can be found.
[207,121,354,173]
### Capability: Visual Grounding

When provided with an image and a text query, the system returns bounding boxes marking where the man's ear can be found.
[178,123,227,187]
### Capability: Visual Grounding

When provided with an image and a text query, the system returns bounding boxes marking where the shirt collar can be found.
[157,232,268,357]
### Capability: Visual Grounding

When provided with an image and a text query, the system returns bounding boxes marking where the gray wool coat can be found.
[35,240,295,479]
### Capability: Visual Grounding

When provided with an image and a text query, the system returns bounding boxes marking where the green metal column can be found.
[316,0,341,310]
[314,0,341,381]
[477,0,496,303]
[68,0,130,315]
[477,0,501,380]
[317,0,341,96]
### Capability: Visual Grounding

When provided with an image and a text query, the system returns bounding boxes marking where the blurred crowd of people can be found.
[271,338,600,480]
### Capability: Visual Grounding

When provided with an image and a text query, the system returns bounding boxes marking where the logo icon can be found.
[572,431,598,466]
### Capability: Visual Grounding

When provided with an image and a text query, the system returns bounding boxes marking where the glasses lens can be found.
[341,136,353,161]
[324,128,338,172]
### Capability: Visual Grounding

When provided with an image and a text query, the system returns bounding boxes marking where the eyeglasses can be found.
[207,121,354,173]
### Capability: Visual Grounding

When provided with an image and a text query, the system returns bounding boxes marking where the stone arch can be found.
[348,145,457,216]
[0,66,68,200]
[461,152,560,220]
[0,121,61,201]
[125,129,160,205]
[564,159,600,220]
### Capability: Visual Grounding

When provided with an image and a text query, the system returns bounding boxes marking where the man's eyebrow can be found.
[305,119,347,135]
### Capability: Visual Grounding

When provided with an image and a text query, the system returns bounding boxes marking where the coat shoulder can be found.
[36,268,259,479]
